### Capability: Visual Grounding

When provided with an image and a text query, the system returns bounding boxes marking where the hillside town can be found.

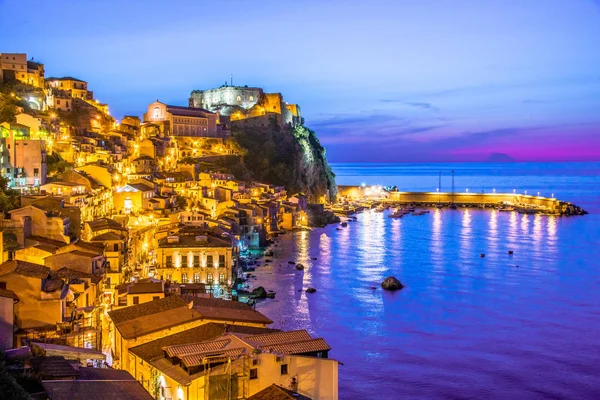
[0,53,338,400]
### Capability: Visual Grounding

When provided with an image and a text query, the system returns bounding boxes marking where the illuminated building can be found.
[143,100,219,138]
[127,323,338,400]
[0,53,45,89]
[155,231,234,297]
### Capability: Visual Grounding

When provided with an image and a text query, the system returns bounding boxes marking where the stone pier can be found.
[337,186,587,216]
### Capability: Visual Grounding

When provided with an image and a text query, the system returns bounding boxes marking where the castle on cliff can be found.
[189,84,302,127]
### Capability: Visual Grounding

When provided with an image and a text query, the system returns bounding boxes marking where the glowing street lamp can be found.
[466,188,469,193]
[513,189,516,194]
[537,192,540,197]
[551,193,554,198]
[493,188,496,193]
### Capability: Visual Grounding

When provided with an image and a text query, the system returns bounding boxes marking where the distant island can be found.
[486,153,517,162]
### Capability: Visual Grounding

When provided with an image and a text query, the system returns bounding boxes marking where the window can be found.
[249,96,254,101]
[182,273,188,283]
[207,273,213,285]
[207,255,213,266]
[182,255,188,267]
[33,168,39,176]
[166,274,172,281]
[219,255,225,266]
[219,272,225,284]
[133,296,139,305]
[236,96,241,101]
[280,364,288,375]
[249,368,258,380]
[113,243,119,252]
[193,273,200,283]
[166,256,172,268]
[194,256,200,267]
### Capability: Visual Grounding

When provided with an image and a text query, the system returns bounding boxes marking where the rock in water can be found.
[251,286,268,299]
[288,261,296,264]
[306,287,317,293]
[381,276,404,291]
[295,263,305,270]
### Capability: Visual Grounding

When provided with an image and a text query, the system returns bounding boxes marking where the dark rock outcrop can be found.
[295,263,305,270]
[251,286,268,299]
[381,276,404,291]
[306,287,317,293]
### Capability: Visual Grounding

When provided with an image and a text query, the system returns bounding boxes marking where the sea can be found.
[252,162,600,399]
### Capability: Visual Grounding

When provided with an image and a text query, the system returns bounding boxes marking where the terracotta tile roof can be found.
[115,306,202,340]
[126,282,164,294]
[91,232,124,241]
[191,297,273,325]
[164,338,231,357]
[181,347,246,368]
[247,384,312,400]
[0,288,19,301]
[257,338,331,355]
[86,218,126,232]
[108,295,189,324]
[244,330,312,346]
[31,356,79,379]
[129,323,278,363]
[42,374,152,400]
[52,267,103,285]
[0,260,50,279]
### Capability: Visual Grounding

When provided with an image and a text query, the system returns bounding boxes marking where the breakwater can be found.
[337,186,587,215]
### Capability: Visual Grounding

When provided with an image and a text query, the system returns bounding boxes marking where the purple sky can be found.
[1,0,599,162]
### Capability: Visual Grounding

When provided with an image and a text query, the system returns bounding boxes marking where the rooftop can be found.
[247,384,312,400]
[86,218,126,232]
[108,295,189,325]
[42,367,152,400]
[0,260,50,279]
[0,287,19,301]
[158,232,231,248]
[191,297,273,325]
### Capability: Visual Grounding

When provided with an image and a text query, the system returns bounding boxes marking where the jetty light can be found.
[436,188,439,192]
[361,182,366,188]
[552,193,554,198]
[493,188,496,193]
[525,190,528,195]
[513,189,516,194]
[537,192,540,197]
[466,188,469,193]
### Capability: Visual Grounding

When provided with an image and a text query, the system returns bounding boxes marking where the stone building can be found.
[189,85,302,126]
[155,231,234,297]
[143,100,219,138]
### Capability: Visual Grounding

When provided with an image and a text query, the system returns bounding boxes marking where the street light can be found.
[466,188,469,193]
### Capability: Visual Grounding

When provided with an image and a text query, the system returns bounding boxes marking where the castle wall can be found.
[190,87,263,111]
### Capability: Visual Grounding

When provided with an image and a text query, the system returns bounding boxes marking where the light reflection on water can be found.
[254,208,600,398]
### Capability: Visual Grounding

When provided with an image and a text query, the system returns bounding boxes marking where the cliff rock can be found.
[231,118,337,202]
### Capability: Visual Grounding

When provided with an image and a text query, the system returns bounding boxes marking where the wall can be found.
[0,296,14,351]
[1,275,63,329]
[247,354,338,400]
[337,186,561,212]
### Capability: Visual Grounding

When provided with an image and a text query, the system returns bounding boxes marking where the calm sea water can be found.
[253,162,600,399]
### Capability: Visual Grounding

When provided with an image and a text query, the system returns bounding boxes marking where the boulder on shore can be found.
[288,261,296,264]
[381,276,404,291]
[295,263,305,270]
[251,286,268,299]
[306,287,317,293]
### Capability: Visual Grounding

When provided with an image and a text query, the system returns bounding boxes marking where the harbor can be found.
[334,185,588,216]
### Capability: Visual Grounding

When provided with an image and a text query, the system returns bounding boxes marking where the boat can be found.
[411,210,430,216]
[498,206,516,212]
[389,208,409,218]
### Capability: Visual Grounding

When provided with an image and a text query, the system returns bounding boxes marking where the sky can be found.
[1,0,599,162]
